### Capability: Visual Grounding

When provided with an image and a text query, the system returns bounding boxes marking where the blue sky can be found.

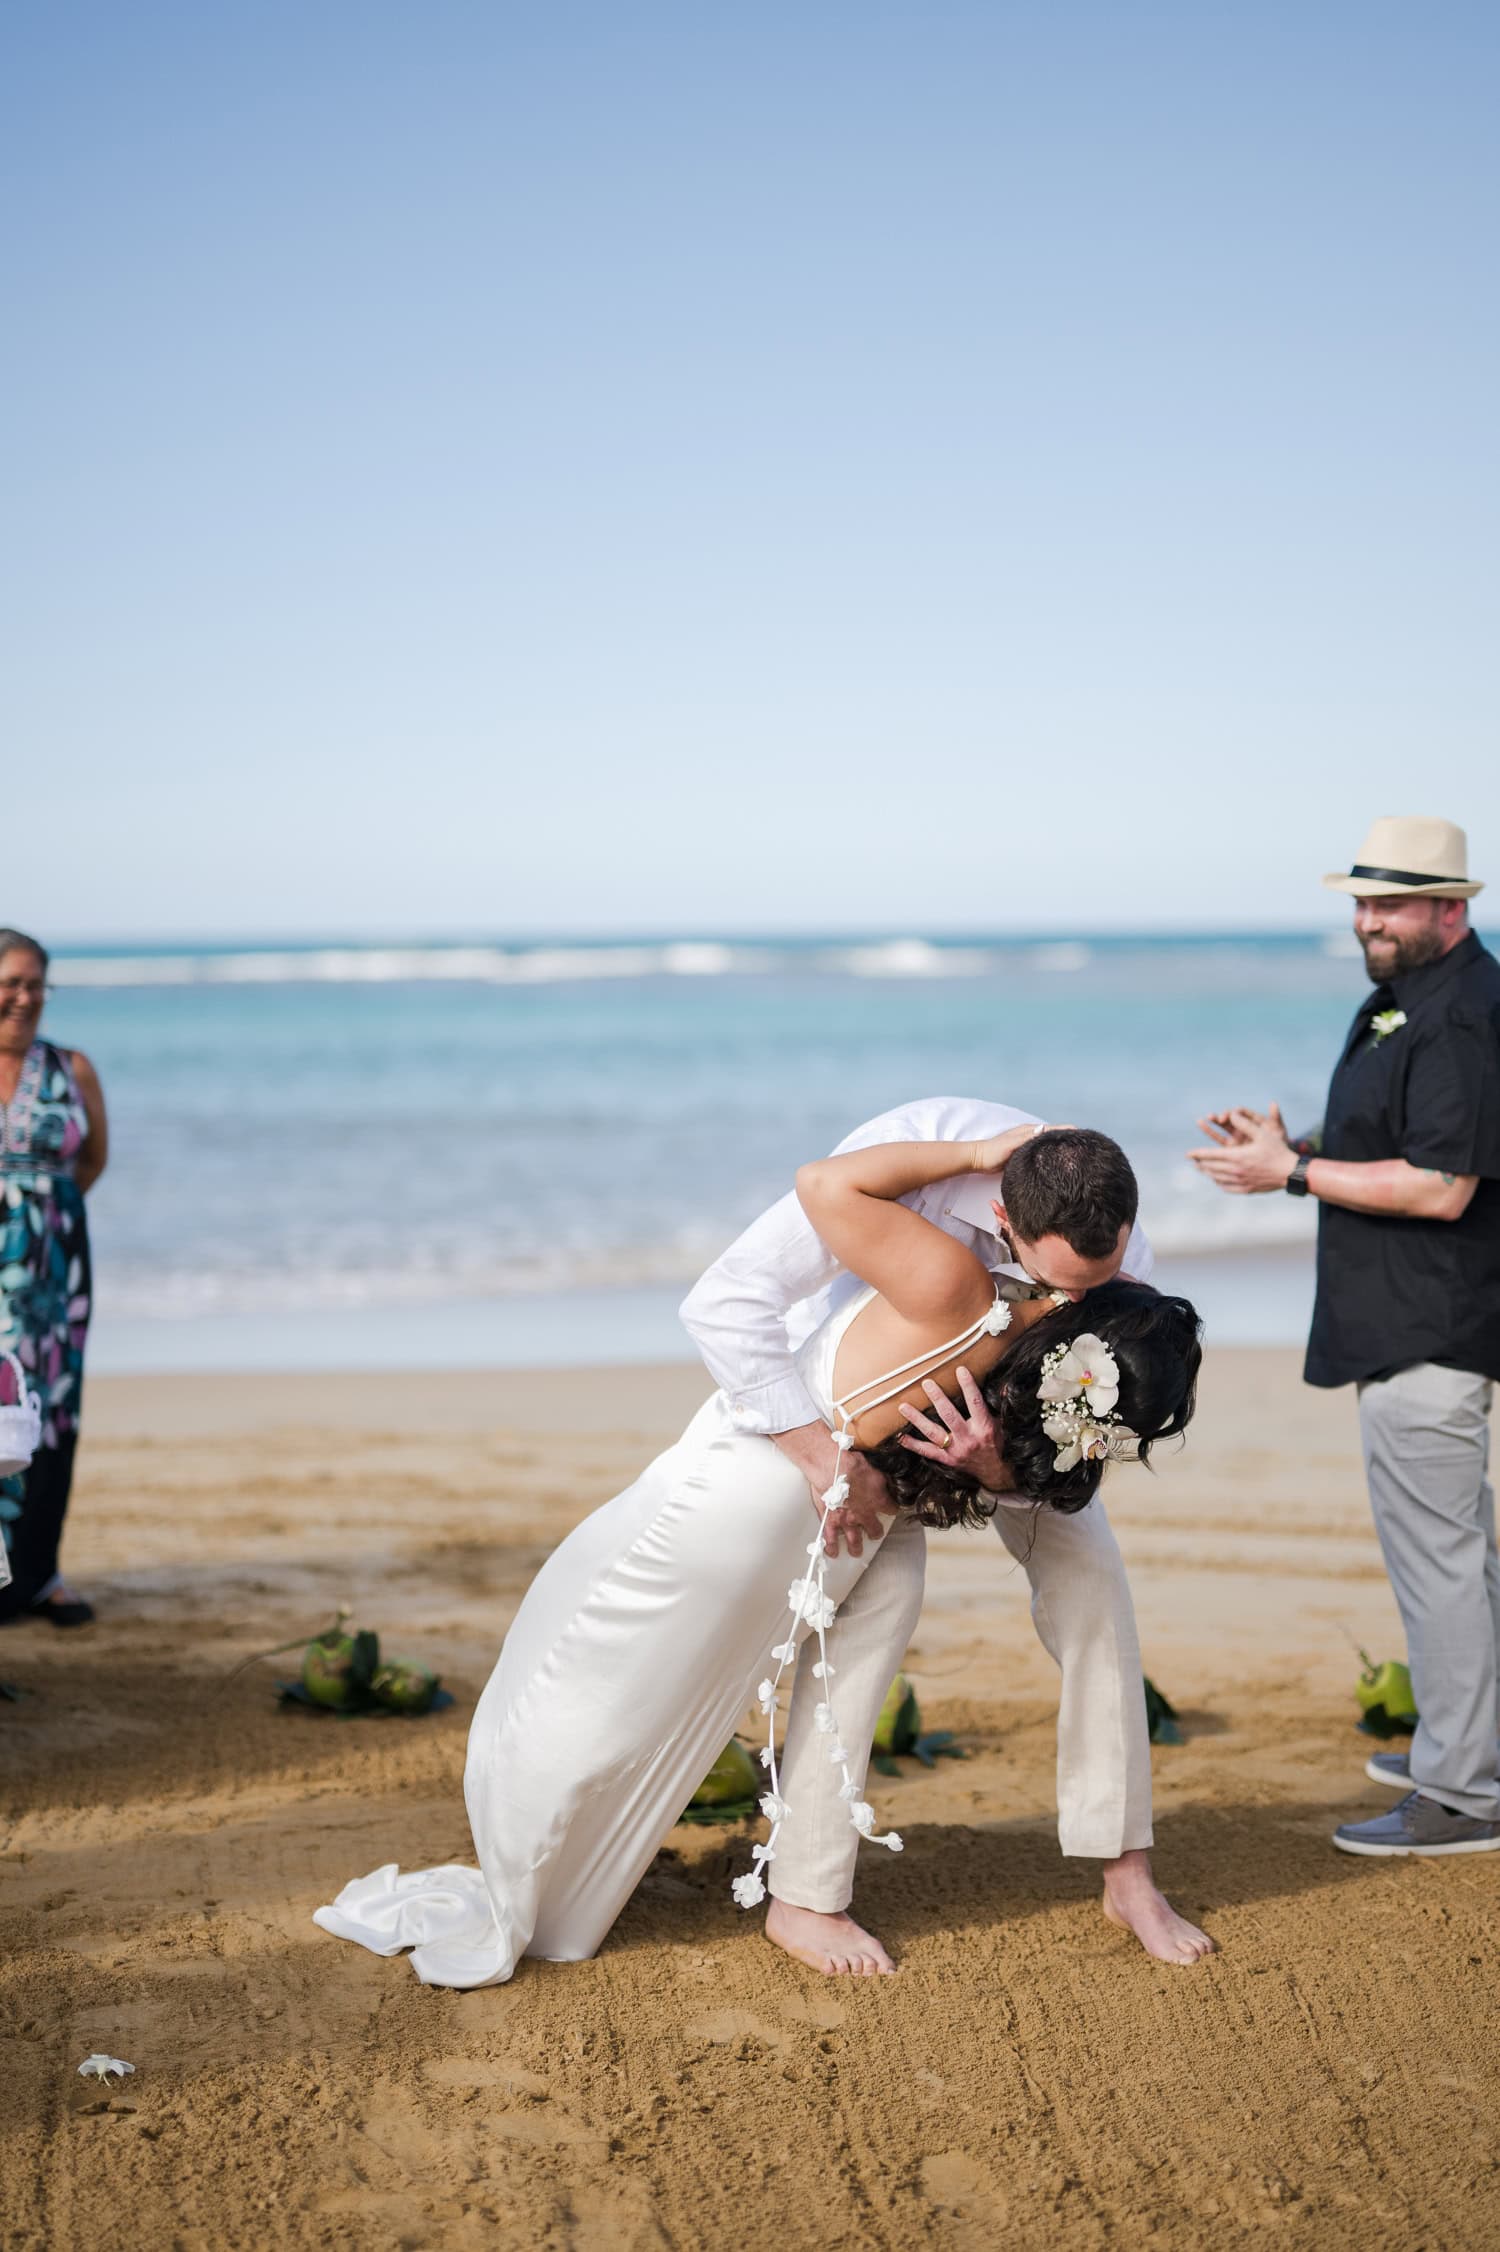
[5,3,1497,939]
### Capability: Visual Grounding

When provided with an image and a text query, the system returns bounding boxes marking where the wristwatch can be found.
[1285,1155,1312,1198]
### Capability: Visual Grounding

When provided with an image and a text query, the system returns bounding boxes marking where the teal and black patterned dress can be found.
[0,1040,93,1618]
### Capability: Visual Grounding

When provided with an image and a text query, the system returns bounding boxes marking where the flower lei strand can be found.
[732,1416,903,1909]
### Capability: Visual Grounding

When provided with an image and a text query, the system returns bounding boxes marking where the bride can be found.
[315,1125,1204,1986]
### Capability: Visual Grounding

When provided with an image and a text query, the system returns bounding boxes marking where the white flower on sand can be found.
[77,2055,134,2082]
[759,1791,789,1823]
[1037,1334,1119,1414]
[789,1580,837,1632]
[1371,1009,1407,1042]
[732,1873,767,1909]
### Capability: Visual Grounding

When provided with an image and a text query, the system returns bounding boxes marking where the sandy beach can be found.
[3,1348,1497,2251]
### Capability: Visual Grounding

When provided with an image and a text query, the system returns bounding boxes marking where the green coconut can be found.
[873,1673,921,1756]
[1355,1652,1417,1738]
[679,1739,760,1823]
[301,1625,379,1710]
[371,1658,440,1715]
[871,1673,963,1775]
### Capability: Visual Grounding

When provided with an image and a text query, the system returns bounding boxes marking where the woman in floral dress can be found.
[0,930,109,1627]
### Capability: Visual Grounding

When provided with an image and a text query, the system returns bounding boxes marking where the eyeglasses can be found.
[0,980,49,1000]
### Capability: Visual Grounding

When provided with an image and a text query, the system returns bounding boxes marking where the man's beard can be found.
[1359,924,1447,981]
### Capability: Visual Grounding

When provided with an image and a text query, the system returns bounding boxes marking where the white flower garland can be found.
[732,1417,904,1908]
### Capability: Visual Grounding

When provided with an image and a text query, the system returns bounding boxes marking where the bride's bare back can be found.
[831,1287,1060,1449]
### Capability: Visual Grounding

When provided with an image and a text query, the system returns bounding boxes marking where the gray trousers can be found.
[1359,1362,1500,1821]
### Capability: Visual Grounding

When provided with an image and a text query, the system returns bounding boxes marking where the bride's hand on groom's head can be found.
[969,1121,1075,1175]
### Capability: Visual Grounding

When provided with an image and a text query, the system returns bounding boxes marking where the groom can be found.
[681,1095,1213,1972]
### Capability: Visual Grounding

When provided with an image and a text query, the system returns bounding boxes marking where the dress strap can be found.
[830,1293,1013,1423]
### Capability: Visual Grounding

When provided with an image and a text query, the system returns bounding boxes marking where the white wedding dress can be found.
[314,1286,1001,1987]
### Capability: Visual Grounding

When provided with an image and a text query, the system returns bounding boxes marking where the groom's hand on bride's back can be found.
[770,1423,892,1558]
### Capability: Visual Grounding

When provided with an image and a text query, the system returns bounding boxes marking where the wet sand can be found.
[2,1349,1496,2250]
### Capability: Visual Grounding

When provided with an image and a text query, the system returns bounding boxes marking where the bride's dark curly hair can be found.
[864,1280,1202,1530]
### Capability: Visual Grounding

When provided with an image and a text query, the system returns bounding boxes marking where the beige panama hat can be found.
[1323,815,1483,900]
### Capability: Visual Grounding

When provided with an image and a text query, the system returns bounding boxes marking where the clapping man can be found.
[1191,817,1500,1857]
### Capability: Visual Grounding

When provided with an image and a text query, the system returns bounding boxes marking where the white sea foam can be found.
[1030,942,1092,972]
[828,939,992,978]
[51,943,772,989]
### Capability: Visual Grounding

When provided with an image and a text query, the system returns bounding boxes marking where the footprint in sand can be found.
[416,2056,608,2152]
[684,2008,792,2053]
[918,2150,1010,2228]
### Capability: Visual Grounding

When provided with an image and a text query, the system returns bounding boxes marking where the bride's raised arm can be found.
[794,1123,1040,1325]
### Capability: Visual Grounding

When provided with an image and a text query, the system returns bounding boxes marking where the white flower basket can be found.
[0,1350,43,1478]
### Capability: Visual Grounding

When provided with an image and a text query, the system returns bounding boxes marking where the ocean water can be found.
[39,931,1414,1370]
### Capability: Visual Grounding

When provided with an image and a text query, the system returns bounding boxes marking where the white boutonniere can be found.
[1370,1009,1407,1044]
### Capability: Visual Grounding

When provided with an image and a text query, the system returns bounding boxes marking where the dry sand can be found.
[2,1349,1497,2251]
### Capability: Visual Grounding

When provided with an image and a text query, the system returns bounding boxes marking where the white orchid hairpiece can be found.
[1036,1333,1139,1474]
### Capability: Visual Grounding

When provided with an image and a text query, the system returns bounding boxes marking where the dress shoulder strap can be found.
[830,1292,1016,1424]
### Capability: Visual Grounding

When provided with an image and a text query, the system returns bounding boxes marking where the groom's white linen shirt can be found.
[679,1095,1155,1437]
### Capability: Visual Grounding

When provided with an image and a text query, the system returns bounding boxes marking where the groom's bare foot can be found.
[1101,1850,1216,1966]
[764,1896,897,1975]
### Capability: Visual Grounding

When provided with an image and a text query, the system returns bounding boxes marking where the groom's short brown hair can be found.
[1003,1128,1138,1259]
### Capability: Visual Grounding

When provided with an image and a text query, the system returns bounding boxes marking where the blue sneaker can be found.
[1334,1789,1500,1857]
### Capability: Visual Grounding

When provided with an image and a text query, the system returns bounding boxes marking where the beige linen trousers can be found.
[770,1464,1155,1913]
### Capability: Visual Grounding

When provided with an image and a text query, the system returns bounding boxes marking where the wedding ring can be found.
[937,1432,952,1449]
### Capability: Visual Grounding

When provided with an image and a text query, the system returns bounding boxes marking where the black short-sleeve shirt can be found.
[1305,931,1500,1388]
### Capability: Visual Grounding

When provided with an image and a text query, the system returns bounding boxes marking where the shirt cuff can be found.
[719,1372,824,1437]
